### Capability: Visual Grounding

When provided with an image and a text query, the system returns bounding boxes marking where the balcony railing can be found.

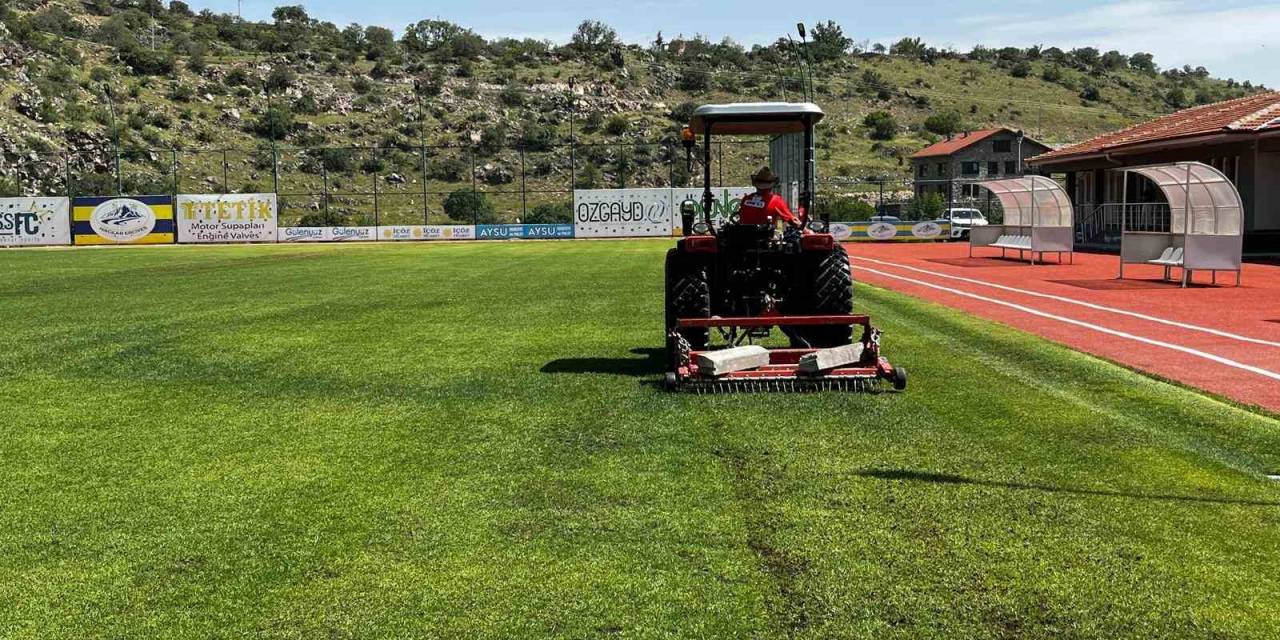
[1076,202,1170,245]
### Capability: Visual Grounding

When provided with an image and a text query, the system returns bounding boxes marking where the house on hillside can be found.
[910,128,1052,204]
[1029,91,1280,252]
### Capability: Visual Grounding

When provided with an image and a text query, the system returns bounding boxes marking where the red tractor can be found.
[664,103,907,392]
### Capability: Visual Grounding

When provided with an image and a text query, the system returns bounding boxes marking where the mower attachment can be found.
[665,315,907,393]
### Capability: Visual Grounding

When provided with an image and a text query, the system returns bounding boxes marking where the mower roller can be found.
[663,102,906,393]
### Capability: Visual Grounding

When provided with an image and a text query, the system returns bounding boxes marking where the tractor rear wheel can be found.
[790,244,854,347]
[665,248,711,352]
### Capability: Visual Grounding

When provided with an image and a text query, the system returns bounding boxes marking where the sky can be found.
[191,0,1279,88]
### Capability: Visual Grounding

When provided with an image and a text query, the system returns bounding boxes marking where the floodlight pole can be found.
[795,23,815,103]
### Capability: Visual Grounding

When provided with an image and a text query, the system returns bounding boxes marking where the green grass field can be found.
[3,240,1279,639]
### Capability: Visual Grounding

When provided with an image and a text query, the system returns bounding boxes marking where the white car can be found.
[940,208,989,239]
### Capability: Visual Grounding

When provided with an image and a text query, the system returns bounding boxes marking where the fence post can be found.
[670,142,680,186]
[63,152,72,199]
[420,144,429,225]
[470,146,477,226]
[322,153,330,220]
[519,146,527,221]
[570,142,576,192]
[222,149,229,193]
[372,156,380,229]
[171,149,179,197]
[718,142,724,187]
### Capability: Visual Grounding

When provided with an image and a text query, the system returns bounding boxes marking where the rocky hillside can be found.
[0,0,1265,222]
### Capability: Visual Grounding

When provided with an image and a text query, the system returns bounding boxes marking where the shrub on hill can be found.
[862,111,897,140]
[443,189,497,223]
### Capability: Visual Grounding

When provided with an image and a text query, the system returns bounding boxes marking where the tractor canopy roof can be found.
[689,102,824,135]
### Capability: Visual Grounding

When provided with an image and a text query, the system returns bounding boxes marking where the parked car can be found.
[940,208,989,239]
[869,215,902,224]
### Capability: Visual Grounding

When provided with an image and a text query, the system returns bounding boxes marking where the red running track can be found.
[848,242,1280,413]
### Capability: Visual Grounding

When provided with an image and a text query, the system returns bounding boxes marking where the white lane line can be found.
[855,256,1280,350]
[860,265,1280,383]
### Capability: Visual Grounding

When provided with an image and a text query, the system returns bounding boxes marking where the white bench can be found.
[990,234,1032,251]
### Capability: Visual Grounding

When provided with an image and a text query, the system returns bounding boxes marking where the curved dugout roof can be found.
[1125,162,1242,236]
[975,175,1072,227]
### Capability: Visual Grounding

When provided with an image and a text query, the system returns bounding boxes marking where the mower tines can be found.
[664,315,907,393]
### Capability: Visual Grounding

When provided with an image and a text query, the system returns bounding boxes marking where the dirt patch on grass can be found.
[717,445,821,636]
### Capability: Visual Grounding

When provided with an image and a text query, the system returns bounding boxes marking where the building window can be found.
[988,161,1000,175]
[961,162,980,176]
[993,139,1012,153]
[937,162,946,177]
[918,164,927,178]
[1005,161,1017,175]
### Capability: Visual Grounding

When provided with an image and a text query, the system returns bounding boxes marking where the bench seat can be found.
[990,234,1032,250]
[1148,246,1184,267]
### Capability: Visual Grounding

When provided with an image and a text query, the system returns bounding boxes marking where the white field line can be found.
[858,266,1280,383]
[855,256,1280,350]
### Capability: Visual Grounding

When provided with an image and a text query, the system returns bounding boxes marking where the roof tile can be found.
[1032,92,1280,164]
[910,128,1006,158]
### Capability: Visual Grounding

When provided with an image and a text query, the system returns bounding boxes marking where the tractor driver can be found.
[737,167,805,231]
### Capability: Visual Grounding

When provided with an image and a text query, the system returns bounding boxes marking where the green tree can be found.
[251,104,295,139]
[807,20,851,62]
[862,111,897,140]
[265,65,296,91]
[923,111,964,137]
[525,202,572,223]
[1129,52,1157,73]
[443,189,496,223]
[604,114,630,135]
[908,193,944,218]
[570,20,617,55]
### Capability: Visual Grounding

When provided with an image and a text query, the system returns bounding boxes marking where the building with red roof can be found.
[910,128,1051,204]
[1029,92,1280,250]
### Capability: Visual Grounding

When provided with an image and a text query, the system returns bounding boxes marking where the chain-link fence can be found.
[7,138,829,226]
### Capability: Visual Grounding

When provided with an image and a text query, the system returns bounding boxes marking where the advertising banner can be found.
[278,227,329,242]
[0,197,71,247]
[330,226,377,242]
[476,224,574,240]
[378,225,476,241]
[572,187,754,238]
[72,196,175,245]
[176,193,277,243]
[277,226,377,242]
[669,187,754,235]
[573,188,673,238]
[833,220,951,241]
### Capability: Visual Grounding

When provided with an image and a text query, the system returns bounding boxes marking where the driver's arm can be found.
[770,196,803,229]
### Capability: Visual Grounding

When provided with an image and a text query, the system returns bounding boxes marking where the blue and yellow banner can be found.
[476,224,574,240]
[72,196,175,245]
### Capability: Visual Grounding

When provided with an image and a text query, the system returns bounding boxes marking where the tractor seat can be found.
[720,223,776,248]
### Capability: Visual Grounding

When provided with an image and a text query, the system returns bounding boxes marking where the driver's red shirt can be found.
[738,191,800,226]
